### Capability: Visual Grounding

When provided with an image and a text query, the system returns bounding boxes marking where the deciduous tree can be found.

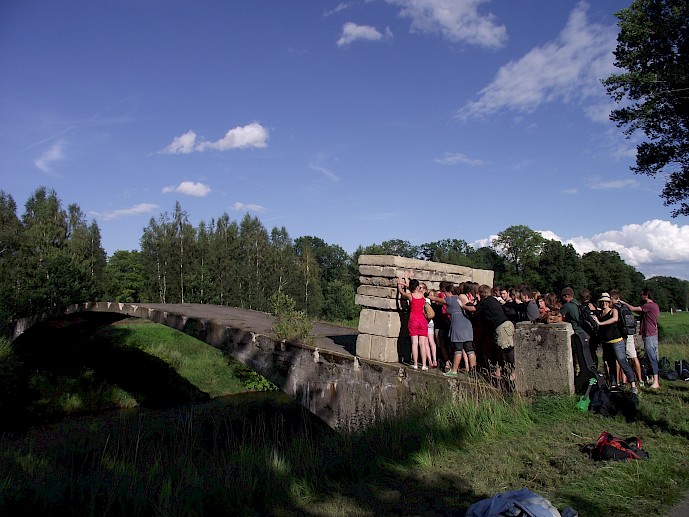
[604,0,689,216]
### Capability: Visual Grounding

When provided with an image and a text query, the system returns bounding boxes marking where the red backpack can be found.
[592,432,649,461]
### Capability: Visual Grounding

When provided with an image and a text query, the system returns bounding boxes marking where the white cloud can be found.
[98,203,159,221]
[232,202,267,213]
[337,22,392,47]
[590,178,639,190]
[160,123,269,154]
[309,162,339,181]
[458,2,618,121]
[35,140,66,173]
[472,220,689,280]
[567,220,689,269]
[162,181,211,197]
[389,0,507,48]
[324,2,351,18]
[435,152,483,166]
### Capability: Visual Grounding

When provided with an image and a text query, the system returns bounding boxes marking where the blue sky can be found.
[2,0,688,280]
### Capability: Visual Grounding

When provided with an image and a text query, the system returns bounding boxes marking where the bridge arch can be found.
[8,302,466,431]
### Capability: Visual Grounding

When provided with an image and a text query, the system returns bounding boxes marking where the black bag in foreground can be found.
[584,432,649,461]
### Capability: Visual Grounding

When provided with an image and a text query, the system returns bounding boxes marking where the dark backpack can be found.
[578,302,599,336]
[616,303,637,337]
[618,303,636,336]
[588,432,649,461]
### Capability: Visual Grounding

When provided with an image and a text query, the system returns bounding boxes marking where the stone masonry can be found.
[355,255,494,363]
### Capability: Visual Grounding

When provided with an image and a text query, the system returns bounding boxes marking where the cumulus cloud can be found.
[35,140,66,173]
[389,0,507,48]
[566,220,689,270]
[162,181,211,197]
[337,22,392,47]
[458,2,617,121]
[472,220,689,279]
[160,122,269,154]
[97,203,159,221]
[435,152,483,166]
[231,202,267,213]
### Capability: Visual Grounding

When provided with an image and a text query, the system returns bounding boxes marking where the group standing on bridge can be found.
[397,272,661,392]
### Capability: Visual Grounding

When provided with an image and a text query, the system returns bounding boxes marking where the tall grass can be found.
[2,375,689,515]
[2,319,689,515]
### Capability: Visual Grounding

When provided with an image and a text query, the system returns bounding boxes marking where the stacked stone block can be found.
[355,255,494,363]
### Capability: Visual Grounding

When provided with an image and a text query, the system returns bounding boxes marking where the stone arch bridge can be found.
[7,301,469,431]
[6,255,576,430]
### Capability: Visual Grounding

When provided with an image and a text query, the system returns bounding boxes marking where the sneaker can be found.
[411,363,418,370]
[631,386,639,395]
[443,370,458,377]
[421,365,428,371]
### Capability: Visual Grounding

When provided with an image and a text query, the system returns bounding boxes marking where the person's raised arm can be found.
[427,292,447,305]
[397,276,411,300]
[459,293,475,312]
[620,299,642,313]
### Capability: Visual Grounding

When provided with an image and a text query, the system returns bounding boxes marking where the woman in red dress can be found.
[397,273,430,370]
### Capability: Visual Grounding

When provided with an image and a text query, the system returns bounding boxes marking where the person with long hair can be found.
[397,272,430,370]
[429,283,476,377]
[592,293,638,394]
[423,284,438,368]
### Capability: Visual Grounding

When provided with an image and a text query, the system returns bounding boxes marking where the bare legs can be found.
[427,329,437,367]
[411,335,430,369]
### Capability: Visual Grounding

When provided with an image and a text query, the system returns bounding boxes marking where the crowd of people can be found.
[396,272,661,391]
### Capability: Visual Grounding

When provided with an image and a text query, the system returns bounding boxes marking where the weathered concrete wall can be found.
[514,322,575,395]
[355,255,494,363]
[9,302,482,432]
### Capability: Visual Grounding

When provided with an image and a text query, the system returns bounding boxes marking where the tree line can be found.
[1,188,688,329]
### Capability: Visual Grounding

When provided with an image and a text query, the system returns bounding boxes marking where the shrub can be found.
[270,291,312,343]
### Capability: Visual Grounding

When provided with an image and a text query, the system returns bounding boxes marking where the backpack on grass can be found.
[586,432,649,461]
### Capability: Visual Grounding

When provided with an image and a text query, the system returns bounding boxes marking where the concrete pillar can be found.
[514,322,575,394]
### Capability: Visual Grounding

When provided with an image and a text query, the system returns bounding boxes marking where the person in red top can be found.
[621,288,661,389]
[397,273,430,370]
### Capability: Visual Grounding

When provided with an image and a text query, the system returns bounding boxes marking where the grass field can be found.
[1,317,689,515]
[658,311,689,352]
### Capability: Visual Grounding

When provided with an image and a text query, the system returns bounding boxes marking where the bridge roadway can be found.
[9,302,470,431]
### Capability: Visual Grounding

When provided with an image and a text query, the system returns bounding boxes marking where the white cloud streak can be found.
[98,203,159,221]
[232,202,267,213]
[337,22,392,47]
[388,0,506,48]
[309,162,339,181]
[458,1,618,121]
[162,181,211,197]
[435,152,483,166]
[35,140,66,173]
[161,122,269,154]
[590,178,640,190]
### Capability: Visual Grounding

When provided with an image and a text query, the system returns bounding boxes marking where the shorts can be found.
[452,341,474,355]
[495,321,515,350]
[625,335,637,359]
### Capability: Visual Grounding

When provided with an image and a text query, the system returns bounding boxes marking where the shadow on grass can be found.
[2,323,209,432]
[0,375,496,515]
